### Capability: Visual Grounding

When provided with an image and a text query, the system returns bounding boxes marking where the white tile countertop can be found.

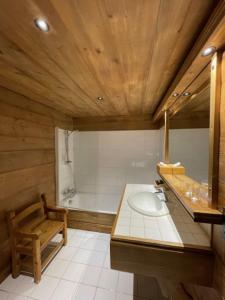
[112,184,211,250]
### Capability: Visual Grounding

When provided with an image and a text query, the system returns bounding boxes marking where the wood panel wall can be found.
[213,51,225,297]
[0,86,73,282]
[74,114,159,131]
[68,210,115,234]
[170,111,209,129]
[74,114,210,132]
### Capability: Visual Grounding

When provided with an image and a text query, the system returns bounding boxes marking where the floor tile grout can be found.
[0,229,138,300]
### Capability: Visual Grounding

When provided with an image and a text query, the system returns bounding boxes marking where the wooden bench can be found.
[7,194,68,283]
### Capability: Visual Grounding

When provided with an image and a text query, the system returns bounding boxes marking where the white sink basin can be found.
[127,192,169,217]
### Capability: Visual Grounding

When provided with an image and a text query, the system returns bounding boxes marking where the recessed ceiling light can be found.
[172,92,179,97]
[201,46,216,57]
[183,92,191,97]
[97,96,104,101]
[34,18,49,32]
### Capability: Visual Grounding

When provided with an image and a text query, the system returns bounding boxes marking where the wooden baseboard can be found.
[68,209,116,233]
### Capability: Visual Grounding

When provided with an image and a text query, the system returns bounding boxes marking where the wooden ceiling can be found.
[178,84,210,115]
[170,83,210,129]
[169,62,210,129]
[0,0,216,118]
[153,0,225,122]
[170,63,210,117]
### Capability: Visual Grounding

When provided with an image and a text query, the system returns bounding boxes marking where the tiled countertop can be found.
[112,184,211,251]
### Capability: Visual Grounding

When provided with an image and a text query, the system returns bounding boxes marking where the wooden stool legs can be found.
[63,214,67,246]
[11,251,21,278]
[33,239,41,283]
[7,211,21,278]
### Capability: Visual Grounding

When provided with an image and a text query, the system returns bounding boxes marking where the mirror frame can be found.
[163,52,222,210]
[208,52,222,209]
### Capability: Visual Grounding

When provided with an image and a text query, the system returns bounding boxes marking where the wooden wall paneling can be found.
[170,64,210,117]
[0,136,54,152]
[0,88,73,282]
[68,210,115,234]
[170,112,209,129]
[0,150,54,174]
[168,68,210,129]
[181,283,222,300]
[0,87,74,129]
[74,114,159,131]
[0,114,54,139]
[153,0,225,122]
[173,85,210,117]
[0,164,55,201]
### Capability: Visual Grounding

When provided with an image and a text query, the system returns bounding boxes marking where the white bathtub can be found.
[60,192,120,214]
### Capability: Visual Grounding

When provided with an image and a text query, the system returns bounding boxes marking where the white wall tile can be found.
[56,128,208,213]
[74,130,160,201]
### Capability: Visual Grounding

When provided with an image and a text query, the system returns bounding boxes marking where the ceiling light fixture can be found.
[97,96,104,101]
[34,18,49,32]
[201,46,216,57]
[183,92,191,97]
[172,92,179,97]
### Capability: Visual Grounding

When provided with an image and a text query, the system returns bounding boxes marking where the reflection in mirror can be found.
[169,80,210,184]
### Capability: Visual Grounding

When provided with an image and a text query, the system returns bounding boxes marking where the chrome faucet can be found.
[155,188,169,202]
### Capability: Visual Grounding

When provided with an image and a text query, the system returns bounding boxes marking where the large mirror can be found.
[160,54,221,222]
[169,79,210,184]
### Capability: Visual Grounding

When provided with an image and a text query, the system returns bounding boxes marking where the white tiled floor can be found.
[0,228,147,300]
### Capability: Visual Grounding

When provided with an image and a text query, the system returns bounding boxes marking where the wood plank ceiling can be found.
[175,84,210,116]
[170,83,210,129]
[170,64,210,118]
[0,0,216,118]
